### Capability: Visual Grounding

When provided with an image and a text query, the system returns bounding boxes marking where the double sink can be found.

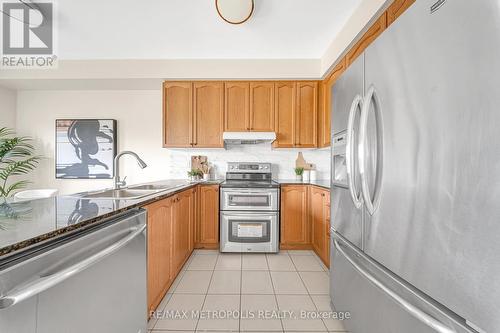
[81,183,189,200]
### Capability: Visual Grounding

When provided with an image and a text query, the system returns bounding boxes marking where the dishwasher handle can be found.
[0,223,146,310]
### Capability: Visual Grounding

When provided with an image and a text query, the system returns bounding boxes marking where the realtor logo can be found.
[1,1,57,68]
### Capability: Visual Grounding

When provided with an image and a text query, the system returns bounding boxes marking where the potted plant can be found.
[0,127,41,219]
[294,167,304,181]
[187,168,202,182]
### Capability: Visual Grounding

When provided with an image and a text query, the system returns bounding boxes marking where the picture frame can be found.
[55,119,117,179]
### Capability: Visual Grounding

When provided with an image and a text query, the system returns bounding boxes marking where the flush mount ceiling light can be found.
[215,0,254,25]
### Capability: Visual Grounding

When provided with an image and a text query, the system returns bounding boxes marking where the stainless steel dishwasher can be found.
[0,208,147,333]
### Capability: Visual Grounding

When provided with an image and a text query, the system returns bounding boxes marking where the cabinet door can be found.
[172,189,195,274]
[250,82,275,131]
[280,185,309,247]
[296,82,318,147]
[319,59,346,148]
[225,82,249,131]
[196,185,220,248]
[273,82,296,148]
[193,82,224,147]
[145,198,173,314]
[310,186,329,266]
[346,13,387,66]
[163,82,193,147]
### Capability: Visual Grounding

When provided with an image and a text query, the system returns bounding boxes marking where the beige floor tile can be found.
[168,269,186,293]
[270,271,308,294]
[188,254,218,270]
[208,270,241,294]
[276,295,327,332]
[155,292,173,312]
[291,255,325,272]
[241,271,274,294]
[310,295,348,332]
[267,253,296,271]
[215,253,242,270]
[299,271,329,295]
[194,249,220,255]
[154,294,205,331]
[147,317,157,330]
[242,254,269,270]
[240,294,282,331]
[197,295,240,331]
[287,250,314,256]
[175,270,213,294]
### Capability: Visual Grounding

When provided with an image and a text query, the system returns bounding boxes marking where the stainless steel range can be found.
[220,162,280,253]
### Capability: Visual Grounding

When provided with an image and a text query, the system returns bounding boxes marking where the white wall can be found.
[16,90,330,195]
[0,86,17,129]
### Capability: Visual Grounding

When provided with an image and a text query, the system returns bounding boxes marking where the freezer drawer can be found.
[0,209,147,333]
[330,232,475,333]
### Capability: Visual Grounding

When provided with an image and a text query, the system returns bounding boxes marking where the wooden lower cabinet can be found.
[280,184,331,267]
[145,187,197,315]
[310,186,330,267]
[172,188,195,274]
[145,197,174,315]
[195,185,220,249]
[280,185,310,248]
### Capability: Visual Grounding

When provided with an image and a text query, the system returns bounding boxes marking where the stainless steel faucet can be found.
[113,151,148,189]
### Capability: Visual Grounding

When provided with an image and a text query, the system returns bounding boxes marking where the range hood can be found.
[223,132,276,145]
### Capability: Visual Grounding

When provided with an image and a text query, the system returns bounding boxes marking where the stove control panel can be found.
[227,162,271,173]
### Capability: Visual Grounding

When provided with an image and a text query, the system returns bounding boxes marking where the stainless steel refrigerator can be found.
[330,1,500,332]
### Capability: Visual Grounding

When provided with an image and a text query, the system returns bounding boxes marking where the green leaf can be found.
[0,128,42,198]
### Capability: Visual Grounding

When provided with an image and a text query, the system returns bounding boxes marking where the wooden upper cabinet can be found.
[145,197,173,314]
[193,82,224,148]
[296,82,318,148]
[387,0,415,26]
[273,82,296,148]
[250,82,275,131]
[319,58,346,148]
[225,82,249,131]
[280,185,309,247]
[163,82,193,147]
[346,13,387,66]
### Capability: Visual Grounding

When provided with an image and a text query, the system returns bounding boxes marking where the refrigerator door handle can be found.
[0,223,146,310]
[333,235,455,333]
[359,84,384,215]
[346,94,364,209]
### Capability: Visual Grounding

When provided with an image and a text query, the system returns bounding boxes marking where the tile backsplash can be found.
[164,144,331,180]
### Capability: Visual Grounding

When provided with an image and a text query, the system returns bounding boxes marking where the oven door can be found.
[221,188,279,211]
[220,211,278,253]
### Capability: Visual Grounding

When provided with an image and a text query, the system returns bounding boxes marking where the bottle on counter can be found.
[303,170,310,182]
[310,170,317,182]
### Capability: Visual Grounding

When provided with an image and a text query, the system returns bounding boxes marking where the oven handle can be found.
[222,189,278,194]
[227,192,275,196]
[221,212,278,217]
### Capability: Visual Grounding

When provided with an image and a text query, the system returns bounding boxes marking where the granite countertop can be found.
[275,179,331,189]
[0,179,223,260]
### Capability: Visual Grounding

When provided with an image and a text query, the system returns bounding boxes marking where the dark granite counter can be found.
[275,179,331,189]
[0,179,222,260]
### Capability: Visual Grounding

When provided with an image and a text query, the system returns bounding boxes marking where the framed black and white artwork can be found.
[55,119,117,179]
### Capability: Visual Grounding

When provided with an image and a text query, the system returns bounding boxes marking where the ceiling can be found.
[57,0,362,60]
[0,0,392,89]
